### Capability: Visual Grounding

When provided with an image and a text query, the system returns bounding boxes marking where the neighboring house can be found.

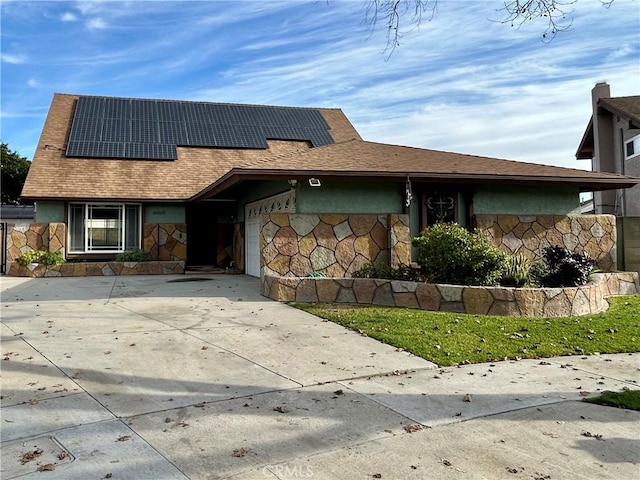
[15,93,640,278]
[576,82,640,272]
[0,204,35,227]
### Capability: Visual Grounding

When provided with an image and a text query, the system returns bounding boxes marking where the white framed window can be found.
[625,134,640,160]
[68,203,141,253]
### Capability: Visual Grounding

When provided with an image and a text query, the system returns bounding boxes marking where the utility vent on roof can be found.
[65,96,334,161]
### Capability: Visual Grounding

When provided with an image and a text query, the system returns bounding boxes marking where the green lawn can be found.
[585,389,640,411]
[292,295,640,367]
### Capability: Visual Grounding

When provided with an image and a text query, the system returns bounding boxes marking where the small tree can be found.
[1,143,31,204]
[412,222,507,286]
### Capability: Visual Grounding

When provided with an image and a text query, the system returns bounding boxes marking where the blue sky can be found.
[1,0,638,169]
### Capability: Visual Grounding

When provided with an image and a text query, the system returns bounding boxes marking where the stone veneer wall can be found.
[262,269,639,318]
[9,261,184,277]
[5,223,66,263]
[389,214,411,269]
[233,222,244,272]
[260,213,411,277]
[476,214,617,271]
[142,223,187,261]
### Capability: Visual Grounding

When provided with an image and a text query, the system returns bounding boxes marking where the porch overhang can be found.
[190,167,640,203]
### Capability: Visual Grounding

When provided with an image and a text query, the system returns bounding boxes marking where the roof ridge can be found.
[54,92,339,111]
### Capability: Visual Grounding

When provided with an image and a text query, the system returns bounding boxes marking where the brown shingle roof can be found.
[600,96,640,127]
[192,139,640,200]
[23,93,640,204]
[21,94,361,201]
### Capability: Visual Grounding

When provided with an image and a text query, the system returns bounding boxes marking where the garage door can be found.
[245,216,261,277]
[245,190,296,277]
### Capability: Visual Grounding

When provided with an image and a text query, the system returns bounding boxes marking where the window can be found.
[423,190,457,226]
[68,203,141,253]
[625,135,640,160]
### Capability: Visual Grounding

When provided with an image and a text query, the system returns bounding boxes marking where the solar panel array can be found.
[66,96,334,160]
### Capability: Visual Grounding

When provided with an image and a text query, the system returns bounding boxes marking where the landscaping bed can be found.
[262,270,639,317]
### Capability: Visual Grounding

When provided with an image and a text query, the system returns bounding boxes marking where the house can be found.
[1,204,35,227]
[14,93,640,279]
[576,82,640,272]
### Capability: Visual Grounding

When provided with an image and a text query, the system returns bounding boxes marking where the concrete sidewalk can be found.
[1,275,638,479]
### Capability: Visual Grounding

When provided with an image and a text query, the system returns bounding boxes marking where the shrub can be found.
[352,263,423,282]
[412,223,507,286]
[16,249,65,266]
[500,253,533,287]
[532,245,595,287]
[115,248,152,262]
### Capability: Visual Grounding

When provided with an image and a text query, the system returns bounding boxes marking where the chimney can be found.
[592,82,610,111]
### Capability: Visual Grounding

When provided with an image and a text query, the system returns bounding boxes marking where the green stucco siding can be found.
[473,186,580,215]
[237,181,291,221]
[296,181,403,214]
[34,201,65,223]
[144,204,186,223]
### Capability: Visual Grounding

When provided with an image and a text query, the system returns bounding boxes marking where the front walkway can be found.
[1,275,638,479]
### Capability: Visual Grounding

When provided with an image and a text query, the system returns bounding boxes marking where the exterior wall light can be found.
[309,178,321,187]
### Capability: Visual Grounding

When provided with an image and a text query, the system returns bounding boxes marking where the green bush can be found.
[352,262,423,282]
[115,248,152,262]
[16,249,65,266]
[531,245,595,287]
[500,253,533,287]
[412,223,507,286]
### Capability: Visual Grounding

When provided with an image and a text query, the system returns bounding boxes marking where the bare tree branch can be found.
[499,0,577,40]
[362,0,616,54]
[363,0,438,56]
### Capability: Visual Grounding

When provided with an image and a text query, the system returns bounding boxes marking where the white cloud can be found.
[27,78,38,88]
[60,12,78,22]
[1,0,638,172]
[0,53,26,64]
[86,17,107,30]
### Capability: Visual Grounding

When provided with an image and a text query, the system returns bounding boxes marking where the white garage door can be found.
[245,190,296,277]
[245,216,261,277]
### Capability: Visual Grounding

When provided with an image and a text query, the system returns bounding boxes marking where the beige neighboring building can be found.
[577,82,640,272]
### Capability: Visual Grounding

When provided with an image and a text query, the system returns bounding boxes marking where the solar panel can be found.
[66,96,334,160]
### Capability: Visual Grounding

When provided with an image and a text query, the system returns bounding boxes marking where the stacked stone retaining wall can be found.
[9,261,184,277]
[262,270,639,317]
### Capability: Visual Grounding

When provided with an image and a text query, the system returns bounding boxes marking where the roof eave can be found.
[575,117,594,159]
[599,98,640,129]
[190,168,640,201]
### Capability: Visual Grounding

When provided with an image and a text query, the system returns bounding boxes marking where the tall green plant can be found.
[412,223,506,286]
[500,253,533,287]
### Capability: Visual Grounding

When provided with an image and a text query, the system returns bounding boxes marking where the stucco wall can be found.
[296,181,403,215]
[236,181,291,221]
[473,186,580,215]
[144,204,186,223]
[34,201,65,223]
[618,217,640,273]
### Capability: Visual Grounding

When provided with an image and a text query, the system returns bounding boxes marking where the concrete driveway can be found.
[1,274,638,479]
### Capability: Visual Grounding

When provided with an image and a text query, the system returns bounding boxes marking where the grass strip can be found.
[292,295,640,367]
[584,389,640,411]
